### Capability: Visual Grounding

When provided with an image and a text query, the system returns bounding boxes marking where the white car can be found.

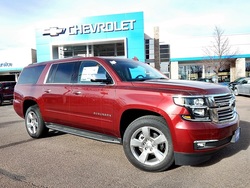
[234,77,250,96]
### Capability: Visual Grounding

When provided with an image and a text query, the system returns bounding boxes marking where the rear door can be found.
[237,79,246,94]
[42,61,78,125]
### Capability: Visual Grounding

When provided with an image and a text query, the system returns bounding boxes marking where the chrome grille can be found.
[208,94,236,123]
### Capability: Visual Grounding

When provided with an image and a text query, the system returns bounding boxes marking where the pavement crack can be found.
[0,168,49,187]
[0,139,34,149]
[0,168,26,182]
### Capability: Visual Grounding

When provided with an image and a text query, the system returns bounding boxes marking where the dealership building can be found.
[0,11,249,82]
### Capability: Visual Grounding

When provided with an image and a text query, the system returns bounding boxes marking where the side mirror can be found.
[91,74,112,84]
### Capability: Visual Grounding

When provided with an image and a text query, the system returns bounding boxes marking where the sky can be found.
[0,0,250,51]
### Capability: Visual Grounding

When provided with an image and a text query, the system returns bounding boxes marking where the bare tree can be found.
[203,26,238,82]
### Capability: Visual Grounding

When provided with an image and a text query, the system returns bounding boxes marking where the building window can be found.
[160,44,170,62]
[94,43,124,57]
[179,65,202,80]
[145,39,170,64]
[145,39,155,63]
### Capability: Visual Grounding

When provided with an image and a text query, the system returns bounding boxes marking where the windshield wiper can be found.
[133,77,168,82]
[158,77,168,79]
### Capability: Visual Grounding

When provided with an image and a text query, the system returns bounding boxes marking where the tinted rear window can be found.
[46,62,76,83]
[18,65,46,84]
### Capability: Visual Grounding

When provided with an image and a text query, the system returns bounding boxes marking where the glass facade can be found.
[160,44,170,62]
[94,43,124,56]
[54,42,125,58]
[178,63,231,82]
[145,39,170,63]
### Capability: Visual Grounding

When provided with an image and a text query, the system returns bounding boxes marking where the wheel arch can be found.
[119,108,172,141]
[23,99,39,117]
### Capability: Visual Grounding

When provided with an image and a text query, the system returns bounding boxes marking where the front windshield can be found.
[105,58,167,81]
[234,77,244,83]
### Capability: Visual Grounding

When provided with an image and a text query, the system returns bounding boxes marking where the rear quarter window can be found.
[18,65,46,84]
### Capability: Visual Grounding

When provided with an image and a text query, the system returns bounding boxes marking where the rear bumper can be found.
[13,99,24,118]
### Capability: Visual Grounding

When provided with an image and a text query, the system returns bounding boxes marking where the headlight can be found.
[173,96,210,121]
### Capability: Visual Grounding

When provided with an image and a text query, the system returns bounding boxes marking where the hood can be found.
[131,79,231,96]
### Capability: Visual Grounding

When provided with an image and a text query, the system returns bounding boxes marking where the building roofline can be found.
[170,54,250,62]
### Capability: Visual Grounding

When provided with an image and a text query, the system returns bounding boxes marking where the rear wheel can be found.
[25,105,48,138]
[123,115,174,172]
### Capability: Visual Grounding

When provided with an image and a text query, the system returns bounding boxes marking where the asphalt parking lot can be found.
[0,96,249,188]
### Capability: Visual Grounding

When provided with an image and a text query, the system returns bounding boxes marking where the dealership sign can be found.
[0,62,13,67]
[43,20,136,37]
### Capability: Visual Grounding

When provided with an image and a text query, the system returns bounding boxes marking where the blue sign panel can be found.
[36,12,145,62]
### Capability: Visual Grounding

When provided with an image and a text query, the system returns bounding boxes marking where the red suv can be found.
[13,57,240,172]
[0,81,16,105]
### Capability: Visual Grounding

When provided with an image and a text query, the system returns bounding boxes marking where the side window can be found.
[77,61,110,84]
[18,65,46,84]
[46,62,76,84]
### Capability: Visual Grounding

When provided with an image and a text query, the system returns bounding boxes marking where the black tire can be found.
[123,115,174,172]
[0,97,2,106]
[25,105,48,138]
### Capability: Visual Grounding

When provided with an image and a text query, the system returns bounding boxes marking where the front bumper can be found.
[194,126,240,150]
[174,126,241,165]
[171,111,240,165]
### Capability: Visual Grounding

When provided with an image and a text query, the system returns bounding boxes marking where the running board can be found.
[45,123,121,144]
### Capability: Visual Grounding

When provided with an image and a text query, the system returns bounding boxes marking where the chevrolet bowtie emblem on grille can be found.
[43,27,66,36]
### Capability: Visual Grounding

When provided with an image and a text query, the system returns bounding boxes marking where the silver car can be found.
[234,77,250,96]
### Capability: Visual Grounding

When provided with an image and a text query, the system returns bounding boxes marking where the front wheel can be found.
[123,115,174,172]
[234,88,239,96]
[25,105,48,138]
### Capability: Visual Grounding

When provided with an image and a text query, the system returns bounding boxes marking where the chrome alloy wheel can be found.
[130,126,168,166]
[26,111,39,134]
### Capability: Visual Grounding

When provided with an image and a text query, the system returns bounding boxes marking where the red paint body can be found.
[13,57,239,158]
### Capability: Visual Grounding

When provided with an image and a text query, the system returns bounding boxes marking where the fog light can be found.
[197,142,206,148]
[194,140,218,150]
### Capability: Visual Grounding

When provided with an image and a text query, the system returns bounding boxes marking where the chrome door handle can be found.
[74,91,82,95]
[44,89,51,93]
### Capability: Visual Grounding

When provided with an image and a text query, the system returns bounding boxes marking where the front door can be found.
[68,60,115,134]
